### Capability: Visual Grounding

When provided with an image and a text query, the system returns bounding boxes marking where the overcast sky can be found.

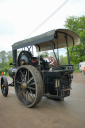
[0,0,85,52]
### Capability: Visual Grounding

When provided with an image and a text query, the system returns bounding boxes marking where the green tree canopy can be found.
[0,50,13,73]
[64,15,85,64]
[7,51,13,61]
[59,55,68,65]
[38,51,49,58]
[0,50,7,67]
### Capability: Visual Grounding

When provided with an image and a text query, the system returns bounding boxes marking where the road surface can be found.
[0,73,85,128]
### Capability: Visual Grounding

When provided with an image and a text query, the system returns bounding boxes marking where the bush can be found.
[73,64,81,73]
[0,69,3,75]
[0,67,9,75]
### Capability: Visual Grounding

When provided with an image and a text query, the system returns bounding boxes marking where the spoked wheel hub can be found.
[15,65,43,108]
[21,83,27,89]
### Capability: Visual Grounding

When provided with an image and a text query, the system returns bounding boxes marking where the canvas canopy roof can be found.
[12,29,80,52]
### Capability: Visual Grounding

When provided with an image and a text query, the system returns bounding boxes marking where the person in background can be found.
[84,67,85,75]
[4,72,6,75]
[1,72,4,76]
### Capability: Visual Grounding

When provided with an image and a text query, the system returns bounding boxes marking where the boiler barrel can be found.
[9,67,17,78]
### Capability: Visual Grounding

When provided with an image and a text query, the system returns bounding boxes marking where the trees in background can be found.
[0,50,13,67]
[0,50,22,75]
[0,50,7,68]
[37,51,49,57]
[64,15,85,64]
[0,50,13,74]
[59,55,67,65]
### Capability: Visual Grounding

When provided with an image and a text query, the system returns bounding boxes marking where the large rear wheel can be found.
[14,65,43,108]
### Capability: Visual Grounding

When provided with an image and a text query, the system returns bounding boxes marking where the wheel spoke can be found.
[27,77,34,85]
[26,91,28,103]
[29,89,35,100]
[16,81,22,84]
[28,70,29,81]
[27,86,36,90]
[30,82,35,86]
[19,70,25,79]
[18,90,24,95]
[25,71,27,81]
[29,93,34,101]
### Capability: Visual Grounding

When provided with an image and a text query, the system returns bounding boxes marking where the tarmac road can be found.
[0,73,85,128]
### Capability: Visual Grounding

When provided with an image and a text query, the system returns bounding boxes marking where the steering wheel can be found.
[48,56,56,65]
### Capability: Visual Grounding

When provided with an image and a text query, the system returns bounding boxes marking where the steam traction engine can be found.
[1,29,80,107]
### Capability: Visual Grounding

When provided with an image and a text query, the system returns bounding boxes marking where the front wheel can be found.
[1,76,8,97]
[14,65,43,108]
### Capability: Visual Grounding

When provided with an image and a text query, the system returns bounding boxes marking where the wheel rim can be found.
[15,66,41,107]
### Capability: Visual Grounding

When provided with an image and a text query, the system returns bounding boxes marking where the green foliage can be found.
[0,67,9,75]
[7,51,13,60]
[7,59,13,68]
[64,15,85,64]
[0,50,7,67]
[3,67,9,73]
[0,69,3,75]
[59,55,68,65]
[73,64,81,73]
[38,51,49,57]
[0,50,13,75]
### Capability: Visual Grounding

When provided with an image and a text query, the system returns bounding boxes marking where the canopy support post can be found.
[56,34,59,66]
[69,39,74,62]
[50,40,58,64]
[32,46,34,56]
[36,44,40,51]
[54,33,59,66]
[65,34,70,64]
